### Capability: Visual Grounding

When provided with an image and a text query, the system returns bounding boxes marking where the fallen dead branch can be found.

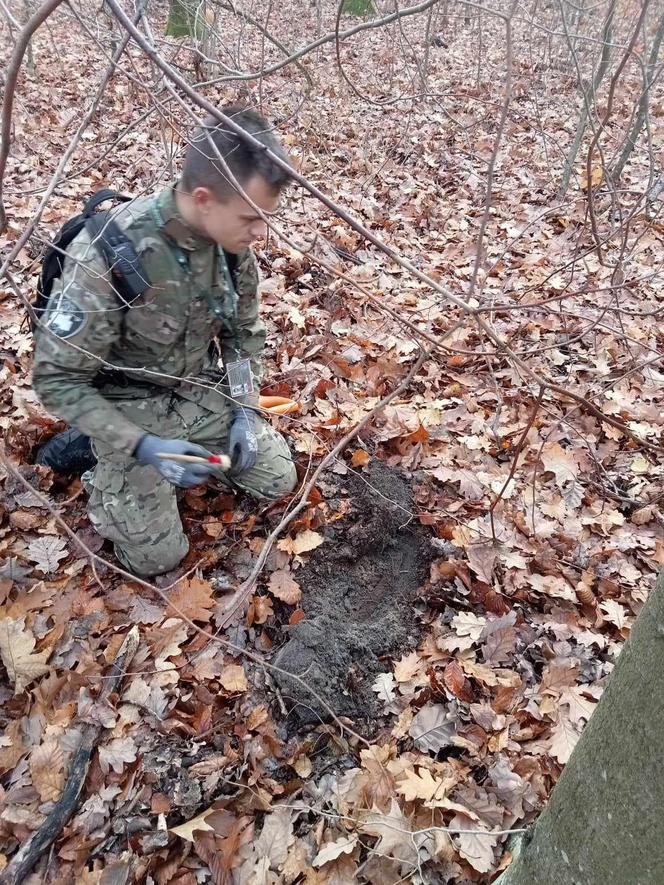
[0,626,140,885]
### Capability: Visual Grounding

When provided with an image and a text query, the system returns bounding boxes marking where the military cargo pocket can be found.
[87,458,179,546]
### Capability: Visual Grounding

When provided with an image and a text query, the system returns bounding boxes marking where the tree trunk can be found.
[557,0,616,199]
[611,9,664,181]
[497,571,664,885]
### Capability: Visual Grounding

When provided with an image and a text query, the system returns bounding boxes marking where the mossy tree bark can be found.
[497,571,664,885]
[165,0,201,38]
[342,0,376,16]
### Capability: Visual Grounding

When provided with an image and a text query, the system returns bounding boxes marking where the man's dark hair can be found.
[181,105,291,199]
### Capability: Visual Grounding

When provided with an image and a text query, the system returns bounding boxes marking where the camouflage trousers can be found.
[85,385,297,577]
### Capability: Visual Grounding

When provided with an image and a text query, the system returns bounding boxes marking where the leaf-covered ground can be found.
[1,1,663,881]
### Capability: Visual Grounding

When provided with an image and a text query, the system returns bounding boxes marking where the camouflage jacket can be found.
[32,185,266,455]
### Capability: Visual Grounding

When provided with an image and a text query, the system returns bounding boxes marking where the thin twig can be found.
[0,0,67,233]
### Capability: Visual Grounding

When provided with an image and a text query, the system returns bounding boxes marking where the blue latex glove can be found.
[229,408,258,476]
[134,434,217,488]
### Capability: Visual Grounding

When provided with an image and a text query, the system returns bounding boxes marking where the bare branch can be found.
[0,0,67,233]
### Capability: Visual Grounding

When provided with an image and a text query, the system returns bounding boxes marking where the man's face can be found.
[195,174,281,253]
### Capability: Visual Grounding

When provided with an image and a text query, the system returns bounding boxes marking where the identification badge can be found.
[226,358,254,398]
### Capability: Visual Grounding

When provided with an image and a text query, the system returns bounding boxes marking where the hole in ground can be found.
[272,461,436,729]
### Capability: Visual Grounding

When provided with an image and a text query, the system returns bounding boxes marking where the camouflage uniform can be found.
[33,185,296,576]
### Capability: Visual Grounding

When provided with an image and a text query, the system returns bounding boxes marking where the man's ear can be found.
[191,186,217,213]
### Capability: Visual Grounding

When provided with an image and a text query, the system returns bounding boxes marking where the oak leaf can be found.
[561,686,597,725]
[393,651,423,683]
[372,672,396,705]
[26,536,68,573]
[549,713,581,763]
[30,739,65,801]
[170,806,216,842]
[123,678,168,719]
[540,443,578,491]
[0,617,51,694]
[450,813,498,873]
[361,799,417,864]
[98,736,137,774]
[250,594,274,625]
[167,577,215,623]
[350,449,370,467]
[481,612,517,665]
[396,767,447,803]
[443,659,474,702]
[466,542,496,584]
[600,599,630,630]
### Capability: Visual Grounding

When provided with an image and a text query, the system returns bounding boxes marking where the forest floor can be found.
[0,0,663,882]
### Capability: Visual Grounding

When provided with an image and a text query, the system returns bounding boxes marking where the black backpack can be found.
[34,189,150,328]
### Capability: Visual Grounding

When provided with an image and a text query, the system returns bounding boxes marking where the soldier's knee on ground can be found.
[265,455,298,499]
[86,455,189,578]
[113,532,189,577]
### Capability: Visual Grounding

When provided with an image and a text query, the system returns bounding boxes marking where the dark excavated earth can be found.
[272,461,434,728]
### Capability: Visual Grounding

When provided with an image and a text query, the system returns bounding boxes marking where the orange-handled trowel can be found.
[155,397,299,468]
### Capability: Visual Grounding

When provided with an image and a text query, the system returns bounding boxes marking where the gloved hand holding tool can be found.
[135,435,229,488]
[134,397,299,487]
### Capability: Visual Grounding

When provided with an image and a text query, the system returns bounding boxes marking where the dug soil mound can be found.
[273,462,434,727]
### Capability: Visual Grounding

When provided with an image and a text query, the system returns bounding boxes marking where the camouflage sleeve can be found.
[221,249,266,408]
[32,232,146,455]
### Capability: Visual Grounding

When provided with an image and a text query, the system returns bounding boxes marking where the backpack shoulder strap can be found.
[83,189,132,216]
[84,211,149,306]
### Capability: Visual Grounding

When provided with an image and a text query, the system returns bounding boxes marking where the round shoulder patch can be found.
[44,298,87,339]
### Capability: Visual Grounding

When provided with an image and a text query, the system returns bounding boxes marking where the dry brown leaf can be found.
[219,663,248,693]
[167,577,215,623]
[466,542,496,584]
[26,536,68,573]
[30,738,65,801]
[0,720,24,774]
[0,617,51,694]
[393,651,423,683]
[254,806,294,868]
[410,704,456,752]
[549,714,581,763]
[540,443,578,490]
[372,672,397,705]
[268,570,302,605]
[396,767,447,803]
[580,164,604,189]
[481,612,517,665]
[250,594,274,625]
[9,511,43,531]
[312,833,358,867]
[450,813,498,873]
[361,799,417,864]
[350,449,370,467]
[170,806,216,842]
[98,737,137,774]
[277,529,324,556]
[443,659,474,702]
[599,599,631,630]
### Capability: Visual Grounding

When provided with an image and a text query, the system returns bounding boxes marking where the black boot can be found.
[35,428,97,475]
